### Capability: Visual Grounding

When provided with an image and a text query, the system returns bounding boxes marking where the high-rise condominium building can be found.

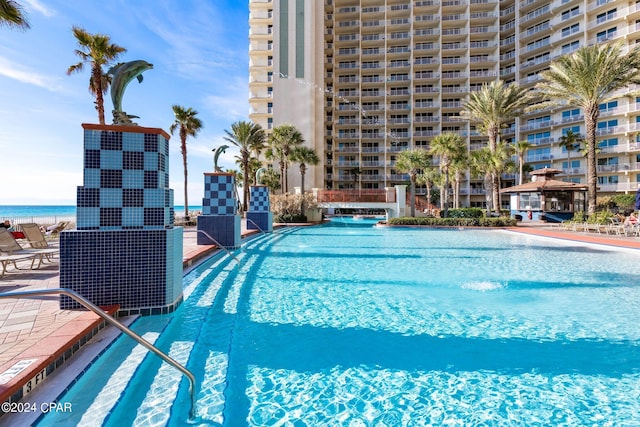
[249,0,640,208]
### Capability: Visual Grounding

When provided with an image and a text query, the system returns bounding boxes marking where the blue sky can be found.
[0,0,249,205]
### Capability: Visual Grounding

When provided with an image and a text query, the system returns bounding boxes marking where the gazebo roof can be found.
[500,179,588,194]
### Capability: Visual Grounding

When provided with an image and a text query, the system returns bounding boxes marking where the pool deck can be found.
[0,221,638,416]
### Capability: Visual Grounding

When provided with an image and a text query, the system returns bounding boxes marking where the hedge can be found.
[386,216,517,227]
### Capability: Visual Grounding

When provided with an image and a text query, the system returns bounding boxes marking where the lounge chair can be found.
[20,223,58,249]
[0,228,59,269]
[0,253,39,277]
[43,221,69,236]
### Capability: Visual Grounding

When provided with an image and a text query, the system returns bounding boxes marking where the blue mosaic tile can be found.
[101,150,122,169]
[122,131,144,151]
[249,185,270,212]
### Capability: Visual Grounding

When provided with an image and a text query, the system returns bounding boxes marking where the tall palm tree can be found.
[558,129,583,173]
[290,146,320,195]
[223,121,266,211]
[514,140,532,185]
[460,80,530,213]
[67,26,127,125]
[470,148,494,216]
[470,143,515,215]
[0,0,29,29]
[396,148,431,217]
[532,42,640,213]
[265,124,304,193]
[450,156,468,209]
[429,132,465,217]
[417,167,439,212]
[169,105,203,221]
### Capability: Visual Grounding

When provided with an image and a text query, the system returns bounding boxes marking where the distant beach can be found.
[0,205,203,225]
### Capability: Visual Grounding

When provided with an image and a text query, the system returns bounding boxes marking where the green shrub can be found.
[447,208,484,218]
[275,214,307,223]
[387,216,516,227]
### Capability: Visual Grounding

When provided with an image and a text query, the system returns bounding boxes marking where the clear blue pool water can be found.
[39,218,640,426]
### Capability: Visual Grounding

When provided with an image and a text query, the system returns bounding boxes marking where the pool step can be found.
[78,332,160,426]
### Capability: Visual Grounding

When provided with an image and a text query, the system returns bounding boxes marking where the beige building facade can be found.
[249,0,640,207]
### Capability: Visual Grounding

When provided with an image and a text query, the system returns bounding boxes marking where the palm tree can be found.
[265,124,304,193]
[223,121,266,211]
[0,0,29,29]
[67,26,127,125]
[416,167,439,212]
[290,146,320,195]
[558,130,583,173]
[429,132,465,217]
[513,140,532,185]
[450,157,468,209]
[396,148,431,217]
[169,105,203,221]
[532,42,640,213]
[470,143,515,215]
[260,168,281,193]
[460,80,530,213]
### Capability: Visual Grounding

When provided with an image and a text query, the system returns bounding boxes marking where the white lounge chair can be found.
[0,228,58,269]
[0,253,39,277]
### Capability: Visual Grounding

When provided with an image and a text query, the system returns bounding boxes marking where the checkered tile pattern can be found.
[77,129,174,230]
[249,186,270,212]
[202,174,237,215]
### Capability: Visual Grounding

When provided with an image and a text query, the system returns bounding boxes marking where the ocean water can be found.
[0,205,203,220]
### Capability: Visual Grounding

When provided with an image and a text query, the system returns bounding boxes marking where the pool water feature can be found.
[38,219,640,425]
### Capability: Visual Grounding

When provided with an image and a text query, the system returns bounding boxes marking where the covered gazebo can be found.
[500,167,588,223]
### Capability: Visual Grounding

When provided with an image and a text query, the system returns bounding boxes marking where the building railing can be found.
[317,189,396,203]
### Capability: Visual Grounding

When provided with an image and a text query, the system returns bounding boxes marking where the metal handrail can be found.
[0,288,197,420]
[245,218,267,234]
[195,229,240,264]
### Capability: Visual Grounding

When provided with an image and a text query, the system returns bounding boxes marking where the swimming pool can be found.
[39,219,640,425]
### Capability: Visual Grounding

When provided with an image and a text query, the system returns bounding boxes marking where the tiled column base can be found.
[59,227,183,314]
[246,212,273,232]
[196,215,241,248]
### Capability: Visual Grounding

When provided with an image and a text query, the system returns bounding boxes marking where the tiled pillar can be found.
[246,185,273,232]
[196,173,241,248]
[60,124,184,315]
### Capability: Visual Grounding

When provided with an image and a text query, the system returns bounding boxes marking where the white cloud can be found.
[22,0,56,17]
[202,77,250,122]
[0,56,64,91]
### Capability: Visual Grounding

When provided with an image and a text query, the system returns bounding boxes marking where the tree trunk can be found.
[410,175,416,217]
[442,168,450,218]
[484,172,493,216]
[279,161,286,194]
[585,105,599,214]
[243,160,250,212]
[518,155,524,185]
[182,138,189,220]
[93,66,105,125]
[487,126,499,213]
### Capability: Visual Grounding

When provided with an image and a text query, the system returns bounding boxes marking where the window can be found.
[597,27,617,43]
[596,9,617,24]
[519,193,541,210]
[561,6,579,21]
[598,138,619,148]
[561,40,580,54]
[561,23,579,37]
[597,119,618,129]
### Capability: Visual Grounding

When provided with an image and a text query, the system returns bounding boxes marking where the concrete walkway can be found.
[0,221,638,413]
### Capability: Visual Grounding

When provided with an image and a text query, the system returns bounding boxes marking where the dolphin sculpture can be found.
[108,60,153,125]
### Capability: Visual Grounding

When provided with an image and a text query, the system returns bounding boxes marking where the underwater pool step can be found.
[132,340,194,425]
[78,332,160,426]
